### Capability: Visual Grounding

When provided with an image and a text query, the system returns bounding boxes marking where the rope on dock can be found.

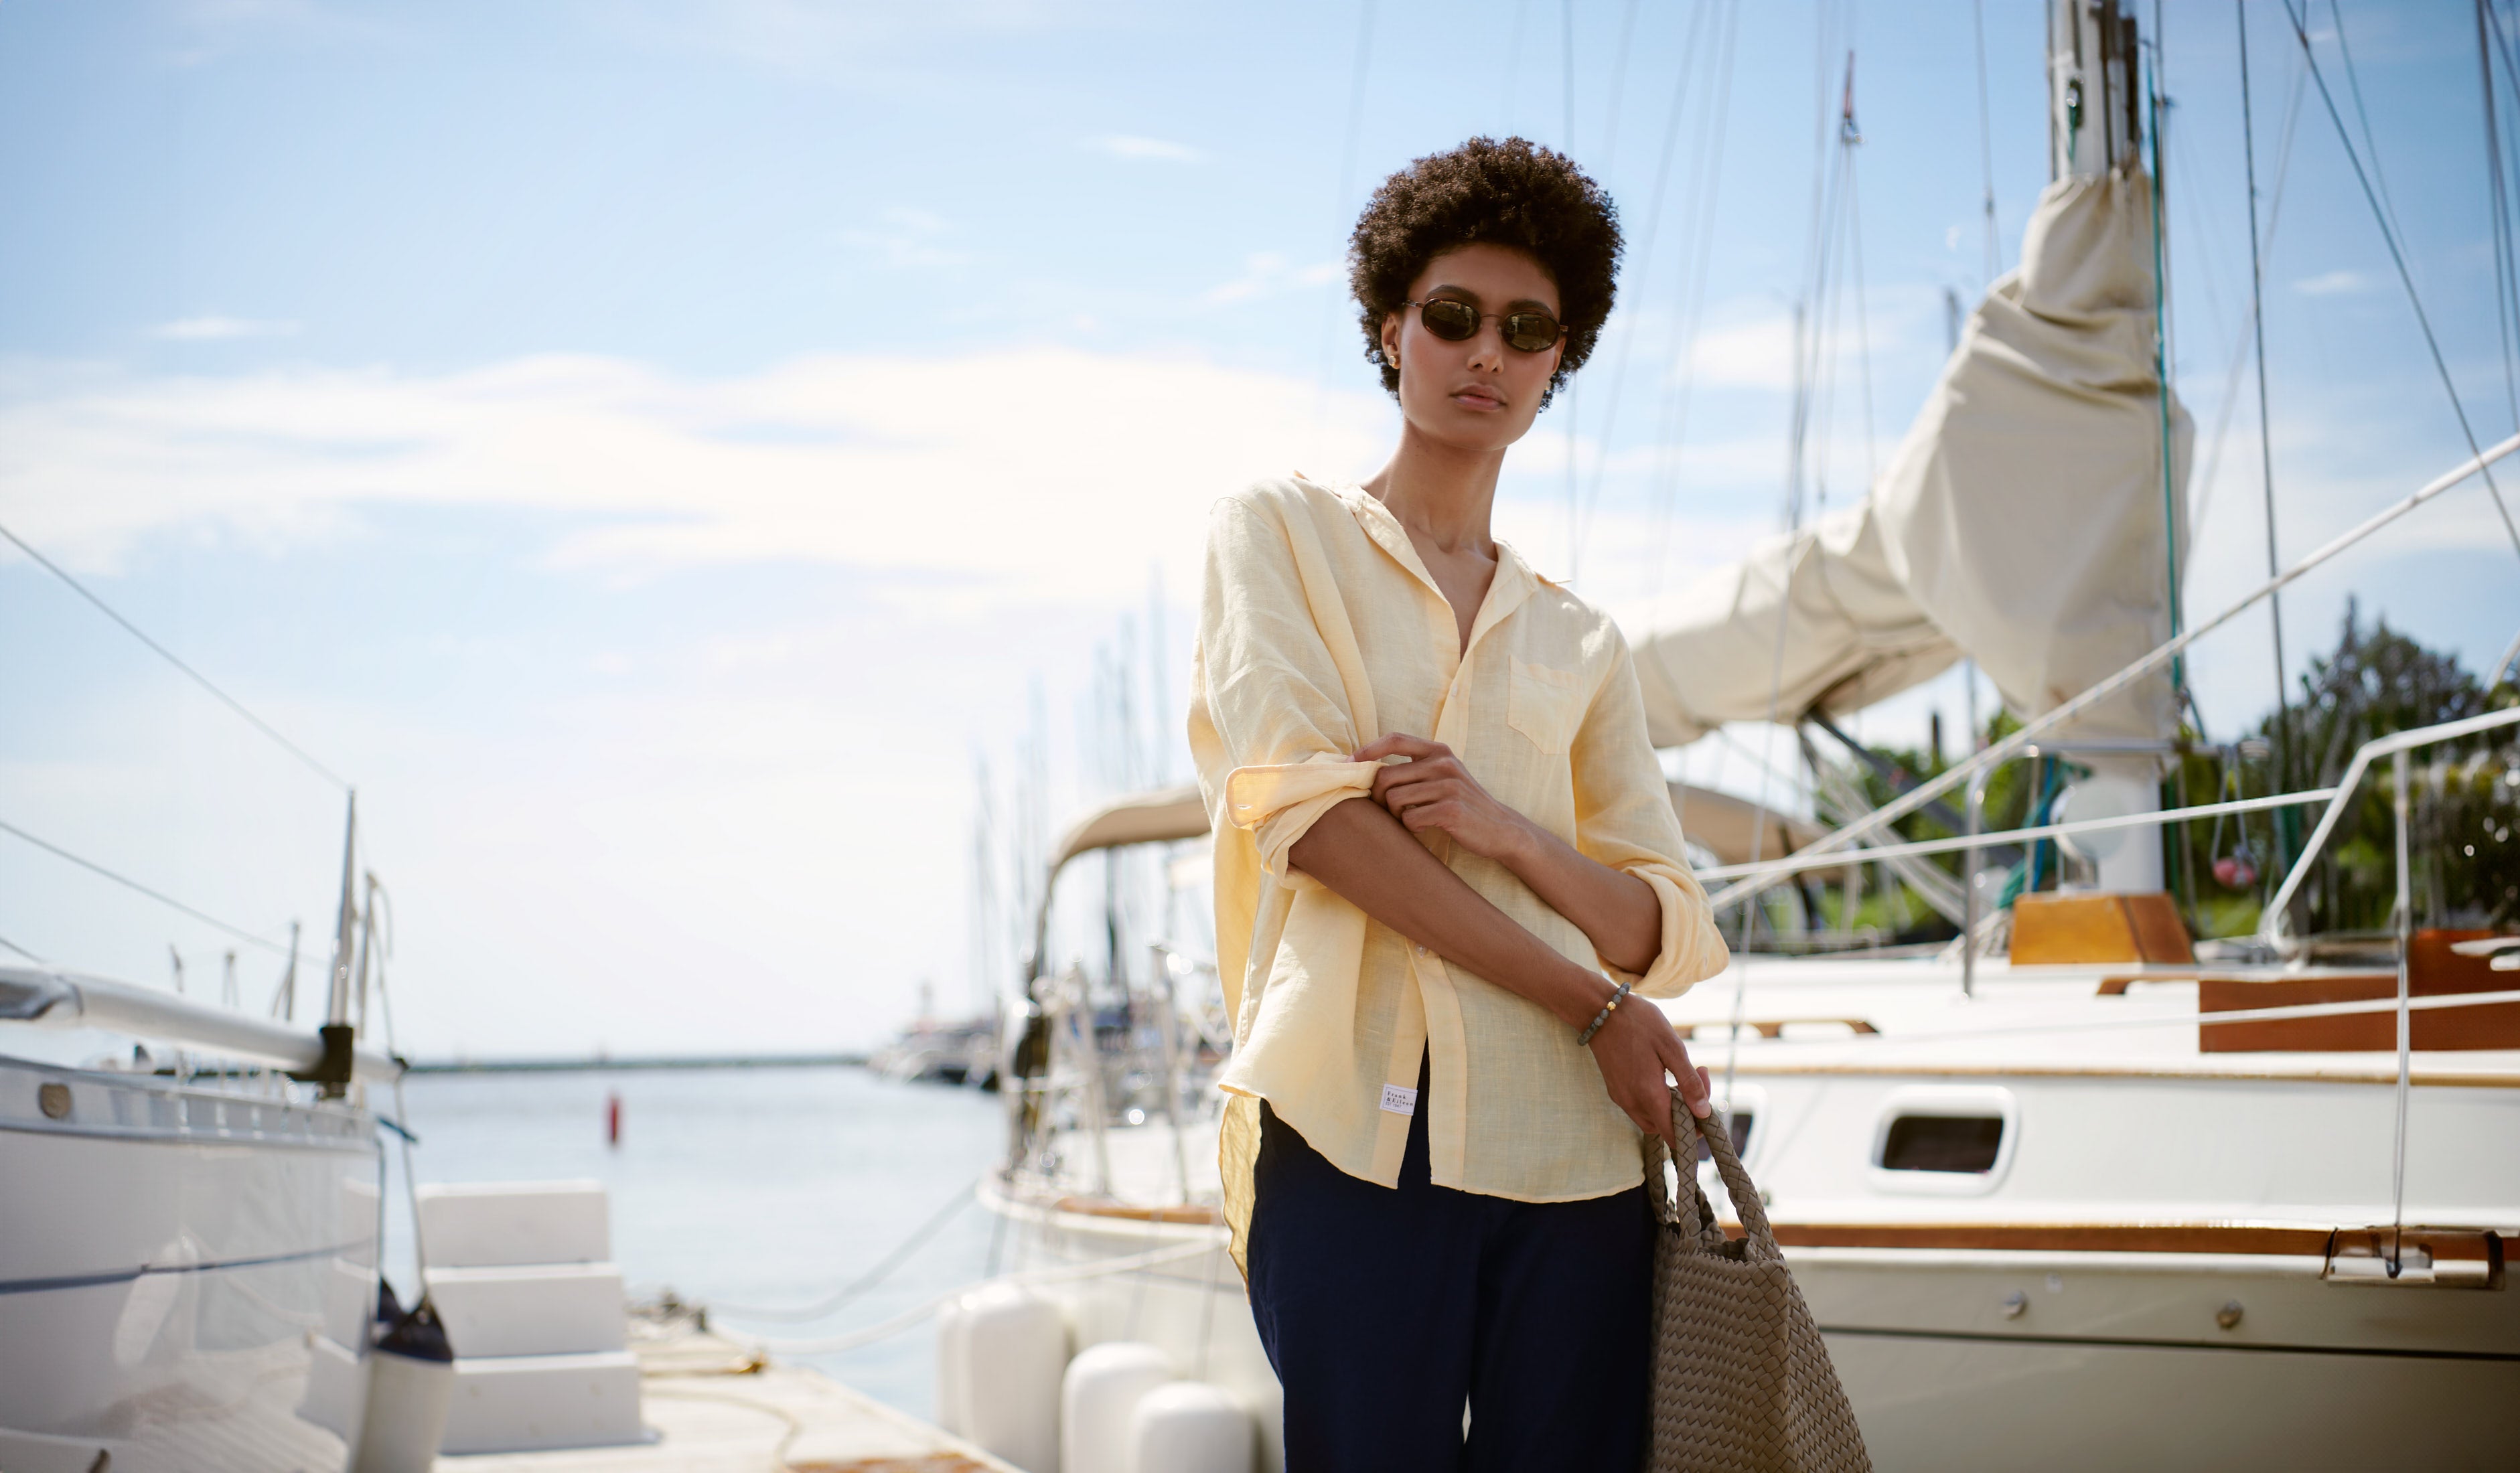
[733,1239,1219,1357]
[707,1174,983,1322]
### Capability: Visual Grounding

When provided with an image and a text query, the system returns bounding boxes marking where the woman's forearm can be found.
[1286,797,1614,1028]
[1495,822,1662,977]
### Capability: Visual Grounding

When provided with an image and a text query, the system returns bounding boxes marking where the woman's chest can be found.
[1327,567,1597,779]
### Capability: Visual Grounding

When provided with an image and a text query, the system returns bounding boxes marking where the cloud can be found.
[1203,252,1342,305]
[584,0,1065,79]
[2294,269,2372,297]
[1088,134,1202,163]
[151,316,301,341]
[838,206,968,267]
[0,347,1394,604]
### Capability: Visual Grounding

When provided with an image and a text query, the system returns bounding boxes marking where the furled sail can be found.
[1627,167,2191,751]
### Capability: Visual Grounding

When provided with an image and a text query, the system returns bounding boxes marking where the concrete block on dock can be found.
[418,1180,610,1267]
[440,1349,644,1454]
[431,1263,629,1357]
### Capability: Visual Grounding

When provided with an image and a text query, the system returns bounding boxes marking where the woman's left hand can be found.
[1353,732,1535,864]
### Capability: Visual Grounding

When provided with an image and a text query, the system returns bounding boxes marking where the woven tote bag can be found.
[1641,1102,1870,1473]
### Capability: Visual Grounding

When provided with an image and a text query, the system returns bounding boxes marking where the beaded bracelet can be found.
[1576,980,1634,1048]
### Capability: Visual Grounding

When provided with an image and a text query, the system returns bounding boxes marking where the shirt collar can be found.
[1333,481,1540,653]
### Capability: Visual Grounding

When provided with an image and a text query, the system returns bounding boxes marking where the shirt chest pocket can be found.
[1506,658,1584,756]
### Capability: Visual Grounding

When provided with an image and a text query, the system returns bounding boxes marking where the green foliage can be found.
[2168,601,2520,935]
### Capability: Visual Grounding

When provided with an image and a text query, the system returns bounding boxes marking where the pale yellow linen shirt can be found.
[1187,475,1729,1275]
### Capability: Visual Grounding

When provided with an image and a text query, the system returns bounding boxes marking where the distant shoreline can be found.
[404,1053,869,1074]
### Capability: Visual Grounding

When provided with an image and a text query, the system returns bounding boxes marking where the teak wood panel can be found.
[2011,892,2195,965]
[2197,929,2520,1052]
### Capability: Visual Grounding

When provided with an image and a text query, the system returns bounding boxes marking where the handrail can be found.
[1701,432,2520,917]
[2254,706,2520,955]
[1670,987,2520,1049]
[1694,787,2334,886]
[0,964,402,1085]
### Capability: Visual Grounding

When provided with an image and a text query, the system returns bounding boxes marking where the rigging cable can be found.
[1844,60,1879,485]
[2323,0,2405,246]
[1972,0,2000,285]
[1563,0,1580,577]
[1573,0,1720,564]
[1598,0,1647,179]
[1309,0,1379,451]
[2274,0,2520,566]
[0,933,42,963]
[0,520,350,793]
[2189,52,2310,538]
[2236,0,2300,832]
[1726,5,1859,1111]
[2480,0,2520,428]
[0,816,295,957]
[2144,33,2184,693]
[1647,0,1745,591]
[706,1174,984,1322]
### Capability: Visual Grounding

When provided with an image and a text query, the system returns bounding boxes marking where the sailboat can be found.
[0,801,404,1472]
[950,3,2519,1470]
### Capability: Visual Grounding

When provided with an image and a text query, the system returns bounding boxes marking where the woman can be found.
[1188,137,1730,1470]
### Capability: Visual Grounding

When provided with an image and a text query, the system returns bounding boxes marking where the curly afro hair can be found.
[1349,136,1621,408]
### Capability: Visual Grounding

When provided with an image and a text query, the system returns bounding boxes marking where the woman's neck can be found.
[1362,421,1503,554]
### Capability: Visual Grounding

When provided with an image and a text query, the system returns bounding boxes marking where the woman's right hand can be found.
[1584,993,1712,1152]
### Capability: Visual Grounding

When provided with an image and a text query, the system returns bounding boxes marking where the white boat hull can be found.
[0,1054,381,1473]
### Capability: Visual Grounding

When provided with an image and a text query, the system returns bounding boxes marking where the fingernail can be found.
[1691,1100,1712,1117]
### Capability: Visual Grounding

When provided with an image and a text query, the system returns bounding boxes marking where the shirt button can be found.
[1414,945,1431,957]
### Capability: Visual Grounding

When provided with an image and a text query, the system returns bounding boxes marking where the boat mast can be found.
[2049,0,2140,182]
[317,790,359,1096]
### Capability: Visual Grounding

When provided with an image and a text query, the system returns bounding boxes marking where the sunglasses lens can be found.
[1504,313,1562,352]
[1419,300,1481,341]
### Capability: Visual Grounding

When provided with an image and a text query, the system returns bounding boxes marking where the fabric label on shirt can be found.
[1380,1083,1419,1115]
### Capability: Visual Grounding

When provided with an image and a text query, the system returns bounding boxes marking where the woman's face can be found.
[1380,242,1565,455]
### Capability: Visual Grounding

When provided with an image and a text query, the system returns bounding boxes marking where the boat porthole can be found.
[38,1081,71,1120]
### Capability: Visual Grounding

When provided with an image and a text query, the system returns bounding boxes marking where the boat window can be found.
[1879,1113,2002,1173]
[1695,1110,1754,1162]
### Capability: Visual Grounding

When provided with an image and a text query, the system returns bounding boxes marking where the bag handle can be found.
[1649,1095,1780,1259]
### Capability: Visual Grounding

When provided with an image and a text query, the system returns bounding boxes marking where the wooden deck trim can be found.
[1673,1017,1880,1040]
[1701,1060,2520,1087]
[1732,1221,2505,1263]
[1047,1196,1222,1225]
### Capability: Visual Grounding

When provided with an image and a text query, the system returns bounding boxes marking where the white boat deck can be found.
[440,1326,1017,1473]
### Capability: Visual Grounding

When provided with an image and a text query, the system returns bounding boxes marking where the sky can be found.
[4,0,2518,1059]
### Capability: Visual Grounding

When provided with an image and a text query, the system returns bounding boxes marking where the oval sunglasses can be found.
[1402,297,1566,354]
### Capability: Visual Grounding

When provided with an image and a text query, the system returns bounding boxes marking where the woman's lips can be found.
[1451,386,1505,411]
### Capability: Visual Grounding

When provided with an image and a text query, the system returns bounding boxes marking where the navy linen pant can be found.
[1247,1061,1653,1472]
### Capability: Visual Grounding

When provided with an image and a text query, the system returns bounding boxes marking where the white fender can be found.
[934,1294,970,1436]
[954,1282,1069,1472]
[1060,1341,1177,1473]
[1128,1381,1253,1473]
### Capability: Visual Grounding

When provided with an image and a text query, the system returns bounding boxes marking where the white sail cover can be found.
[1629,171,2191,749]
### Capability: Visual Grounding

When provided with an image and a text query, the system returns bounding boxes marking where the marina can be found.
[5,0,2520,1468]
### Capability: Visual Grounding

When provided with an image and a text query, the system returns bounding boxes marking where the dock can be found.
[440,1322,1018,1473]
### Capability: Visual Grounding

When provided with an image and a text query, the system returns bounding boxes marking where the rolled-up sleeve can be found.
[1568,628,1730,998]
[1197,496,1378,883]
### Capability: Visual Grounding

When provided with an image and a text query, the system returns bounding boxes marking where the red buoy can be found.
[605,1093,621,1147]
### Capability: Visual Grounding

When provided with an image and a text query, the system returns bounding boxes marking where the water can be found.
[380,1063,1003,1419]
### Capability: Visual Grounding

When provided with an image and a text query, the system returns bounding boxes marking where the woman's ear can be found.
[1380,311,1402,370]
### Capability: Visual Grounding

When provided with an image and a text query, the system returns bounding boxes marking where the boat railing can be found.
[2255,704,2520,955]
[0,963,402,1086]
